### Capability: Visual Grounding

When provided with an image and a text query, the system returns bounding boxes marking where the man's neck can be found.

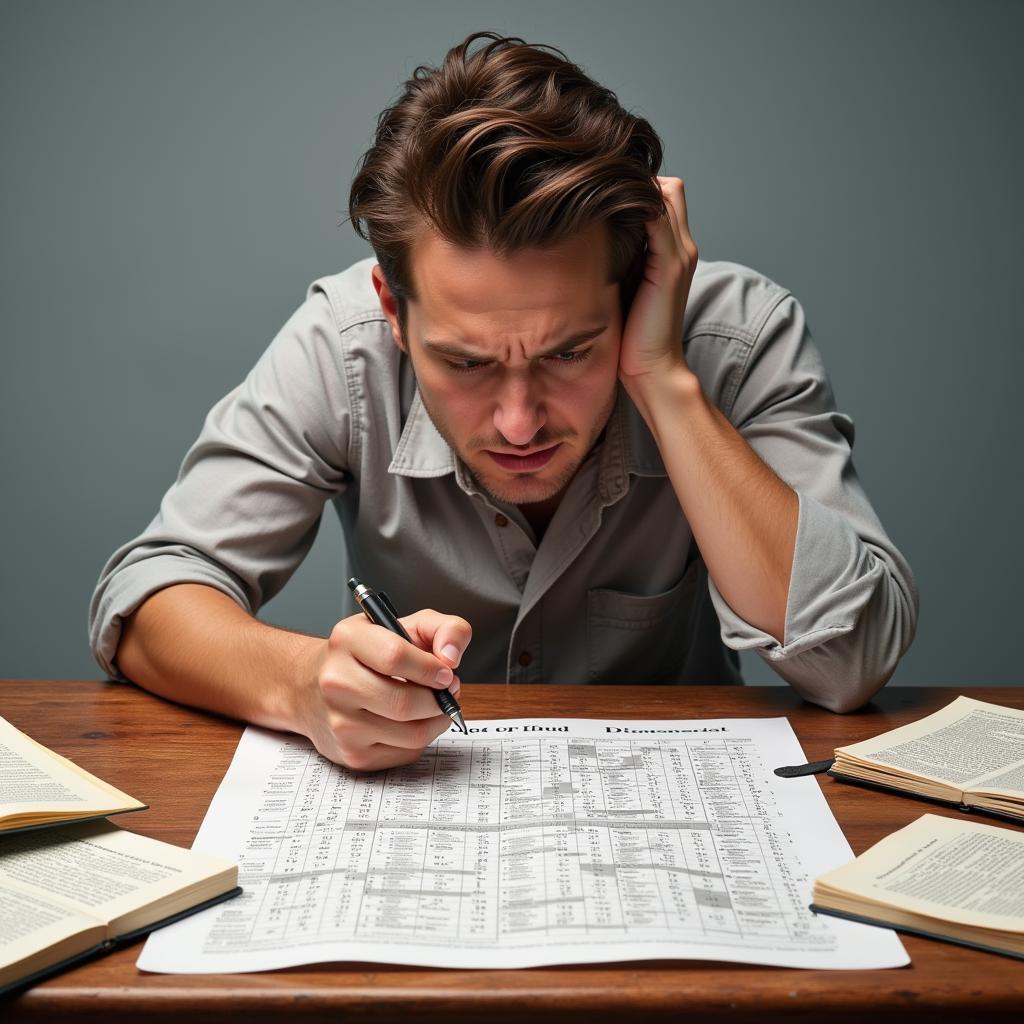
[518,494,562,543]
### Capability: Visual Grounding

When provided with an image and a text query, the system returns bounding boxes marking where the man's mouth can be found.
[484,443,562,472]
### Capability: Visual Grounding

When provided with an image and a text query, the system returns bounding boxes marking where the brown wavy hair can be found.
[346,31,666,334]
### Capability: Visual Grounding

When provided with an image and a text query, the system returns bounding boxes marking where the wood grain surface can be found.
[2,680,1022,1023]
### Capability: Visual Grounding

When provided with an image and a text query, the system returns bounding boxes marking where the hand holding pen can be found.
[348,577,467,734]
[295,580,471,772]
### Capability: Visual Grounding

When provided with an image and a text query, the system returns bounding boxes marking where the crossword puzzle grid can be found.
[202,736,833,953]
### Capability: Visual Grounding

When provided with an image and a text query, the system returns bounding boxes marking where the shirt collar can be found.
[387,382,667,491]
[387,389,455,478]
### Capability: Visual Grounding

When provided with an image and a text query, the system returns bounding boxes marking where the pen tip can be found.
[452,711,468,735]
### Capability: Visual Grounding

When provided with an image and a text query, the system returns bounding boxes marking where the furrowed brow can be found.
[422,324,608,360]
[421,341,490,359]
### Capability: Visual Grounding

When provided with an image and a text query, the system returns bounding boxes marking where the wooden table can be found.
[2,681,1022,1022]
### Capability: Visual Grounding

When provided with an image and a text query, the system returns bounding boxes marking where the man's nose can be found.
[493,374,545,447]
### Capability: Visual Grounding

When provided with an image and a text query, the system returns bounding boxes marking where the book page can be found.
[0,716,144,822]
[815,813,1024,931]
[970,759,1024,799]
[0,820,236,936]
[0,879,106,987]
[837,697,1024,790]
[138,717,908,972]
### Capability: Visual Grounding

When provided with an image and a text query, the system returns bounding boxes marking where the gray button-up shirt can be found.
[89,256,918,711]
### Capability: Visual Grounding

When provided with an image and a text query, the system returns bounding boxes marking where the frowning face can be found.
[372,221,623,508]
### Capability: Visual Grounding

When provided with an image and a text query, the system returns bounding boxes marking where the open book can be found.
[0,819,239,994]
[0,715,146,834]
[811,813,1024,960]
[830,696,1024,823]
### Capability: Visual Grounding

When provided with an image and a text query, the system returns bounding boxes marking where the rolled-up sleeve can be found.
[88,286,353,681]
[705,293,919,711]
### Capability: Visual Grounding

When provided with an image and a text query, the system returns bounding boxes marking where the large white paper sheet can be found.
[138,717,908,971]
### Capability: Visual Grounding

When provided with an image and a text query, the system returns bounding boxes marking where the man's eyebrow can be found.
[422,325,608,360]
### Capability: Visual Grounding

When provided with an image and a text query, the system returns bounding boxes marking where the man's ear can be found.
[370,264,407,352]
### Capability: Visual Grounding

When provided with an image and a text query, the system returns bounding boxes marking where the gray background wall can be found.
[1,0,1020,687]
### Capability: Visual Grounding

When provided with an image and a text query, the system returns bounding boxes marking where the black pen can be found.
[347,577,468,734]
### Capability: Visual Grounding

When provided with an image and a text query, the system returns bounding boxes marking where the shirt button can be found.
[517,651,532,667]
[494,513,508,528]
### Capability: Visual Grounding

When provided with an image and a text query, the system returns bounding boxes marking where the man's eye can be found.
[546,348,591,365]
[442,348,590,373]
[444,358,489,373]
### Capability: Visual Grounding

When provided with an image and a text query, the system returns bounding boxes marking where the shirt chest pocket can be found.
[586,562,702,684]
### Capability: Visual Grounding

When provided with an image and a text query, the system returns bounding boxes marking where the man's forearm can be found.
[115,583,324,731]
[627,368,798,643]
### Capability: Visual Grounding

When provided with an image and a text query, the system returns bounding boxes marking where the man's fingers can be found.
[344,740,440,774]
[334,614,455,689]
[657,175,698,265]
[314,610,467,773]
[658,193,686,264]
[657,175,692,231]
[399,608,473,669]
[353,709,455,752]
[322,664,453,722]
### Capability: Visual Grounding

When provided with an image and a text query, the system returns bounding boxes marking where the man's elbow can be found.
[793,621,915,713]
[817,664,896,714]
[793,568,919,714]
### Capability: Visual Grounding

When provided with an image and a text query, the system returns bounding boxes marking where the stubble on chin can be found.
[466,450,583,507]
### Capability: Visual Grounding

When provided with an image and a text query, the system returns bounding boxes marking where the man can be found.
[89,32,918,771]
